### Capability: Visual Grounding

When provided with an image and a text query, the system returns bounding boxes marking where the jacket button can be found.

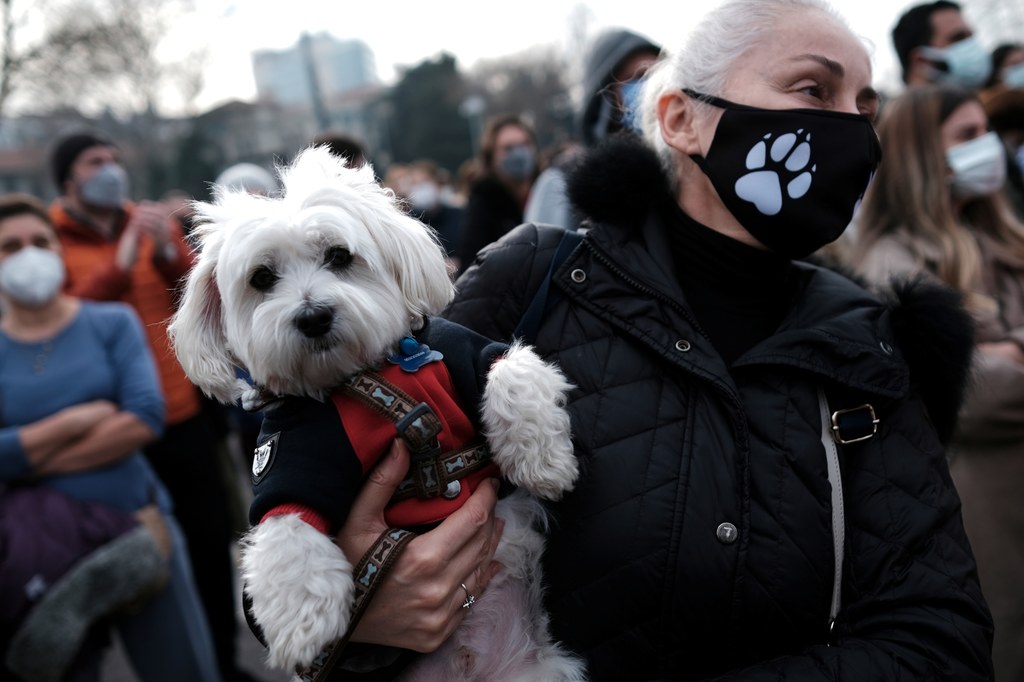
[570,269,586,283]
[716,522,738,544]
[675,339,691,352]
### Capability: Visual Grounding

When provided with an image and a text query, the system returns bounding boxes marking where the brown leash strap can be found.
[341,372,442,452]
[296,372,491,678]
[391,442,492,502]
[296,527,416,682]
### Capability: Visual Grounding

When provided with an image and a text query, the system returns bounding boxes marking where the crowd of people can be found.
[1,0,1021,679]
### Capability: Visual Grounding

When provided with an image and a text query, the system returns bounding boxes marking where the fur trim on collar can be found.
[566,133,670,228]
[805,257,974,445]
[807,258,975,445]
[881,276,975,446]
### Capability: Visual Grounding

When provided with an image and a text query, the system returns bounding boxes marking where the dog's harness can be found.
[340,371,493,505]
[295,368,494,681]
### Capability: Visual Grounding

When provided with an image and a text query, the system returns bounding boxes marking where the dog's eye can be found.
[325,246,353,271]
[249,265,278,292]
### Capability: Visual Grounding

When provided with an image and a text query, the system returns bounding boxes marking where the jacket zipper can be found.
[583,241,711,345]
[581,239,755,640]
[580,240,750,437]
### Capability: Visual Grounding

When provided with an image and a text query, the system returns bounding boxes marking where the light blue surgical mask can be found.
[79,163,129,209]
[1002,62,1024,88]
[499,145,536,181]
[619,79,645,133]
[946,131,1006,200]
[920,37,992,89]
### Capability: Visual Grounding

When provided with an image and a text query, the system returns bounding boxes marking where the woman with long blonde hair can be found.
[851,84,1024,681]
[852,85,1024,319]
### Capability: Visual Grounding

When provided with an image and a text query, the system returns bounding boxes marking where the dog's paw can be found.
[482,343,579,500]
[241,515,355,671]
[511,426,578,501]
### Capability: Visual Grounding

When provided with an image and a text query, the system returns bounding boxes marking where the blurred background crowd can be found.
[3,0,1024,680]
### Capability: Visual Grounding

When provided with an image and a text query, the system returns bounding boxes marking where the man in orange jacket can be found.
[49,133,197,423]
[48,132,252,682]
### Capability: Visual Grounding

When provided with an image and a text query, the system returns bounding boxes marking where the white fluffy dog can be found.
[168,147,585,681]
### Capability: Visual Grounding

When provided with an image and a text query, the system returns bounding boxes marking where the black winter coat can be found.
[456,176,525,275]
[444,137,993,681]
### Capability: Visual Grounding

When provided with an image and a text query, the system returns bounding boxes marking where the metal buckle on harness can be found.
[394,403,461,499]
[830,404,879,445]
[394,403,442,456]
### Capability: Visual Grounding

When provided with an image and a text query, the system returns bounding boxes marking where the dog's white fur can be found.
[401,490,583,681]
[168,147,583,679]
[240,515,354,668]
[170,151,452,404]
[484,342,576,501]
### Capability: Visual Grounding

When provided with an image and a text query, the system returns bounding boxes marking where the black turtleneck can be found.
[667,206,796,366]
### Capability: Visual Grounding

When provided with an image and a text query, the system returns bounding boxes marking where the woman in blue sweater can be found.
[0,193,220,681]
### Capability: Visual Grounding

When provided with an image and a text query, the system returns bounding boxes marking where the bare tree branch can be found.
[0,0,202,117]
[0,0,15,113]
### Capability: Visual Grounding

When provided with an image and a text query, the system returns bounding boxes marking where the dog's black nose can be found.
[294,305,334,338]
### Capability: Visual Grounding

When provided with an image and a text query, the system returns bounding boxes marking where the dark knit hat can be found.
[50,132,117,190]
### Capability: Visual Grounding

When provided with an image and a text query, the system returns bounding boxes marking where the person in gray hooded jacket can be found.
[524,28,660,231]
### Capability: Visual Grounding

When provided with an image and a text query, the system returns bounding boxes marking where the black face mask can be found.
[683,89,881,259]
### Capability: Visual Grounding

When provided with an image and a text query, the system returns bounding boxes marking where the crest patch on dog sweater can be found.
[387,337,443,372]
[252,432,280,483]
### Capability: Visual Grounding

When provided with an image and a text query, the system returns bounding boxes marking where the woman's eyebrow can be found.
[790,53,844,77]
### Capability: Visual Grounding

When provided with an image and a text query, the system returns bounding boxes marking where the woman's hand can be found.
[336,440,504,652]
[56,400,118,435]
[18,400,118,469]
[36,411,156,475]
[978,340,1024,365]
[115,222,141,271]
[128,201,170,246]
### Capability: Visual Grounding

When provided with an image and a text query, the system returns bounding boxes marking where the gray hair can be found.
[638,0,850,180]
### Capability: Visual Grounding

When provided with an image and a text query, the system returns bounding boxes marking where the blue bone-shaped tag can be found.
[387,337,443,372]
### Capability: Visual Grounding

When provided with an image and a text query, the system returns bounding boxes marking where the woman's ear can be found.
[658,90,706,156]
[907,46,934,85]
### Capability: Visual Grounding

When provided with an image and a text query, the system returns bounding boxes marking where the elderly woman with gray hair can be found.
[332,1,994,679]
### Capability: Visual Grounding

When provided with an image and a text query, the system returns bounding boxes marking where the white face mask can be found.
[947,132,1007,200]
[407,182,440,212]
[0,246,65,307]
[1002,62,1024,88]
[920,37,992,89]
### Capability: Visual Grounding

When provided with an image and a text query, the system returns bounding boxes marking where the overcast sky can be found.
[163,0,1000,114]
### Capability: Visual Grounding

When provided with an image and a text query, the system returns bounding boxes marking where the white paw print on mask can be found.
[734,130,815,216]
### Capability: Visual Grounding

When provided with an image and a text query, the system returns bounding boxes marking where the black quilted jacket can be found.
[444,137,993,681]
